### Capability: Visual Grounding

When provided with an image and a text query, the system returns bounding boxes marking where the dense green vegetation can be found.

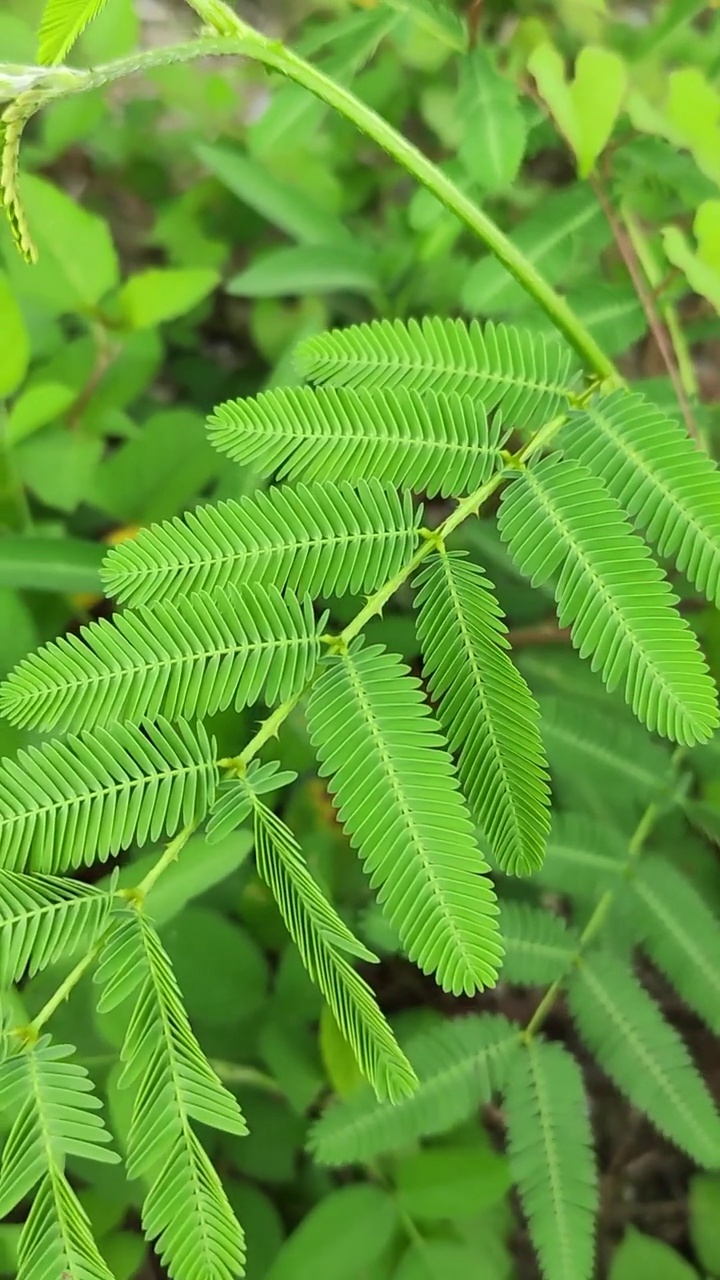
[1,1,720,1278]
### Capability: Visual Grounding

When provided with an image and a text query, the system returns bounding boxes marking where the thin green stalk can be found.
[0,403,30,532]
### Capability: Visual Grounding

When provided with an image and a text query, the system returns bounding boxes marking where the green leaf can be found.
[119,268,219,330]
[609,1229,699,1280]
[395,1144,511,1221]
[8,175,118,310]
[227,245,380,298]
[196,143,350,246]
[569,952,720,1166]
[209,387,504,498]
[0,871,112,983]
[665,68,720,186]
[38,0,111,63]
[18,1169,115,1280]
[162,905,269,1027]
[498,454,719,745]
[17,427,102,513]
[394,1240,501,1280]
[0,536,104,594]
[663,220,720,315]
[689,1174,720,1276]
[457,49,527,192]
[309,1014,517,1166]
[530,42,627,177]
[307,642,503,996]
[6,383,76,445]
[500,901,577,986]
[266,1184,398,1280]
[383,0,466,51]
[536,813,626,899]
[414,551,550,875]
[504,1039,597,1280]
[0,272,28,398]
[112,828,251,929]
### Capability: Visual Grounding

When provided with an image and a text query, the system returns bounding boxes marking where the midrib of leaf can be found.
[580,963,712,1151]
[634,874,720,1004]
[506,938,573,965]
[526,466,686,717]
[438,553,524,850]
[545,842,623,878]
[231,410,495,463]
[344,649,474,969]
[527,1043,574,1280]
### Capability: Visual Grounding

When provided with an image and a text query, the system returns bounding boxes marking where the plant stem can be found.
[134,822,196,898]
[28,941,105,1036]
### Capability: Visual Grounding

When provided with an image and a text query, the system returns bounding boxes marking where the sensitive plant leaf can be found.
[296,316,574,433]
[631,856,720,1035]
[307,642,503,995]
[309,1013,518,1165]
[498,454,719,745]
[0,584,322,733]
[570,952,720,1166]
[17,1168,115,1280]
[504,1039,597,1280]
[0,871,112,983]
[414,552,550,874]
[119,268,219,329]
[457,48,527,192]
[559,390,720,608]
[38,0,110,63]
[206,760,298,844]
[500,901,577,986]
[0,717,217,873]
[101,480,420,607]
[0,272,28,398]
[249,797,417,1102]
[208,387,505,497]
[536,812,626,899]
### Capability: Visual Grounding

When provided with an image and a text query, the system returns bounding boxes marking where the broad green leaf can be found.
[78,0,138,60]
[16,427,102,513]
[0,272,28,398]
[196,143,350,246]
[394,1240,499,1280]
[689,1174,720,1276]
[7,175,118,310]
[266,1184,398,1280]
[384,0,466,51]
[696,198,720,272]
[666,68,720,185]
[0,536,103,594]
[227,246,380,298]
[663,223,720,315]
[609,1229,698,1280]
[6,384,75,444]
[457,49,527,192]
[319,1006,364,1099]
[394,1144,511,1221]
[518,284,646,358]
[162,905,269,1026]
[119,268,219,330]
[530,41,626,176]
[38,0,111,63]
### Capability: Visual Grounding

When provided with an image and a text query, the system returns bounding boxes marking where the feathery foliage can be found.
[0,1038,118,1280]
[307,641,503,995]
[535,813,626,898]
[101,480,420,607]
[504,1040,597,1280]
[208,387,506,497]
[414,550,550,874]
[224,778,417,1101]
[0,871,113,983]
[309,1013,518,1166]
[560,391,720,608]
[500,901,576,986]
[37,0,111,65]
[96,910,247,1280]
[0,718,216,873]
[498,456,719,744]
[0,585,322,734]
[569,952,720,1167]
[296,316,574,431]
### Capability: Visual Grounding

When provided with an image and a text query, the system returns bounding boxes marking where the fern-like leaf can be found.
[0,585,321,734]
[631,856,720,1035]
[569,951,720,1166]
[38,0,110,63]
[498,454,719,744]
[96,911,247,1280]
[500,902,577,986]
[102,479,420,607]
[208,387,505,497]
[18,1167,114,1280]
[296,317,573,432]
[414,551,550,874]
[307,642,503,995]
[0,871,113,983]
[226,780,417,1101]
[504,1039,597,1280]
[535,813,626,898]
[0,718,216,873]
[560,391,720,608]
[206,760,298,844]
[309,1013,518,1165]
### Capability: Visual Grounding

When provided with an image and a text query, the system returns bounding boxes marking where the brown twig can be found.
[590,172,700,441]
